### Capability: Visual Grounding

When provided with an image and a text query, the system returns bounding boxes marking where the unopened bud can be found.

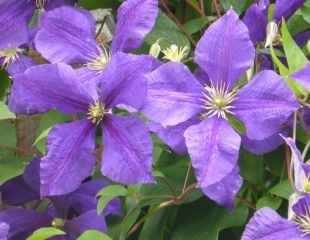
[265,21,279,48]
[149,41,161,58]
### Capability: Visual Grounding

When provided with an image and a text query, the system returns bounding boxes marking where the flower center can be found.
[303,179,310,193]
[162,44,189,62]
[87,101,106,124]
[0,48,23,69]
[86,47,111,73]
[201,83,236,119]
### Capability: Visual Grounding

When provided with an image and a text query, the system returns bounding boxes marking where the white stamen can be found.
[85,46,111,73]
[294,204,310,236]
[162,44,189,62]
[200,82,237,119]
[35,0,47,8]
[0,48,23,69]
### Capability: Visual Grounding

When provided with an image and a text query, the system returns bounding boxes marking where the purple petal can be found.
[0,222,9,240]
[274,0,305,21]
[45,0,76,10]
[141,62,203,126]
[149,117,199,155]
[99,53,157,109]
[243,0,269,44]
[111,0,158,53]
[40,120,96,196]
[292,194,310,218]
[0,176,38,205]
[234,70,299,140]
[65,210,107,238]
[242,131,287,155]
[101,115,154,184]
[52,179,122,217]
[7,54,36,76]
[0,0,35,50]
[0,208,52,240]
[35,6,99,64]
[1,158,40,205]
[294,31,310,47]
[194,67,210,86]
[202,166,242,209]
[290,64,310,91]
[282,136,307,193]
[184,117,241,207]
[302,107,310,133]
[195,9,255,90]
[241,208,301,240]
[9,63,93,115]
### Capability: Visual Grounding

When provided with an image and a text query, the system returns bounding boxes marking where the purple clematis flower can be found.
[242,194,310,239]
[141,9,299,208]
[282,136,310,194]
[34,0,158,73]
[243,0,305,45]
[9,51,157,196]
[0,0,76,73]
[0,159,121,240]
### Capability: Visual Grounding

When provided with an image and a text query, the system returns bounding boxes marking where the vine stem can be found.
[185,0,204,16]
[160,0,197,46]
[302,139,310,160]
[293,111,297,141]
[199,0,206,16]
[182,161,192,193]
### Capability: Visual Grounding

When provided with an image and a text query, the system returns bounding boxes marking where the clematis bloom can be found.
[141,9,299,208]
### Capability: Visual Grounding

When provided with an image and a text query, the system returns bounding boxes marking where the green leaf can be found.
[270,180,294,200]
[220,0,252,15]
[287,11,310,36]
[97,185,128,214]
[227,115,246,135]
[301,1,310,23]
[77,230,112,240]
[139,207,178,240]
[269,46,290,76]
[170,198,248,240]
[0,102,15,120]
[256,195,282,210]
[26,227,65,240]
[33,127,51,147]
[281,19,308,73]
[144,11,190,50]
[183,17,214,35]
[239,150,264,186]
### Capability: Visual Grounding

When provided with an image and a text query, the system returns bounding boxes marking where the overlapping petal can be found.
[241,208,302,240]
[101,115,154,184]
[40,120,96,196]
[0,222,9,240]
[111,0,158,53]
[195,9,255,90]
[149,118,199,155]
[7,54,36,76]
[99,52,158,109]
[184,117,241,207]
[243,0,269,44]
[142,62,203,126]
[45,0,76,10]
[274,0,305,21]
[64,210,107,238]
[242,131,287,155]
[0,0,35,50]
[234,70,299,140]
[35,6,99,64]
[0,208,52,240]
[290,64,310,91]
[9,63,94,115]
[201,166,242,209]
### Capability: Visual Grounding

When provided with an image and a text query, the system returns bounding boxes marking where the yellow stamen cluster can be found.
[162,44,189,62]
[0,48,23,69]
[303,179,310,193]
[87,101,106,124]
[201,83,237,119]
[86,47,111,73]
